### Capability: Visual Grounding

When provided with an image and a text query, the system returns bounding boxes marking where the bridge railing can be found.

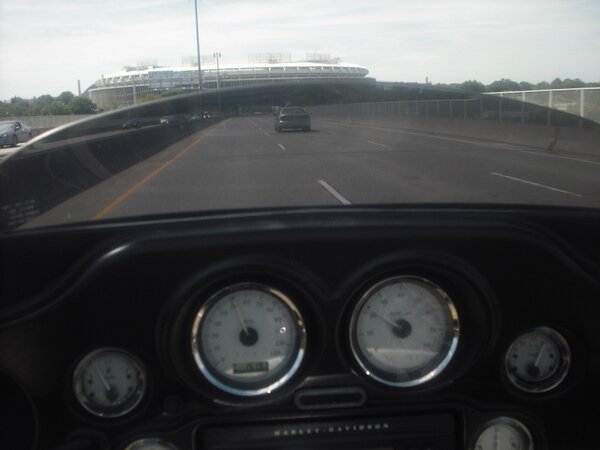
[309,95,599,129]
[486,87,600,124]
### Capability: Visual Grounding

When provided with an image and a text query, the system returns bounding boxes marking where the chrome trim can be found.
[191,282,307,396]
[505,326,571,393]
[124,438,179,450]
[349,275,460,388]
[472,417,534,450]
[72,347,146,418]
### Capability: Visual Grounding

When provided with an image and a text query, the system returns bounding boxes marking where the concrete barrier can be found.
[0,118,221,229]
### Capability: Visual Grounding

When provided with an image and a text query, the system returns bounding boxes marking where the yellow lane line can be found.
[93,125,218,220]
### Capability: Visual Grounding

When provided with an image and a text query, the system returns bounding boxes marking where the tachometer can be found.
[191,283,307,396]
[349,275,459,387]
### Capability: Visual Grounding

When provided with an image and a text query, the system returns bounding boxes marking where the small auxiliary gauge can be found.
[124,439,178,450]
[473,417,533,450]
[505,327,571,393]
[73,348,146,418]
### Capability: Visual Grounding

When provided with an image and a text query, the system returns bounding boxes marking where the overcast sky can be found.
[1,0,599,99]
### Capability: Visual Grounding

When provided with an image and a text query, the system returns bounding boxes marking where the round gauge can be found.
[473,417,533,450]
[191,283,307,396]
[349,275,459,387]
[505,327,571,393]
[73,348,146,418]
[124,439,178,450]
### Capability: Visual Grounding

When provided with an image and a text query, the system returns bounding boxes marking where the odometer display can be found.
[233,361,269,374]
[191,283,306,396]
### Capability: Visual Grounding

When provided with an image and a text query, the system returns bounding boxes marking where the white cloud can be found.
[1,0,599,98]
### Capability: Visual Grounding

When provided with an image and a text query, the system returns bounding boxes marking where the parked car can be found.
[274,106,311,132]
[122,119,142,129]
[0,121,32,147]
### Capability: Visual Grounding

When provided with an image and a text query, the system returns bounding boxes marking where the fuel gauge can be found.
[473,417,533,450]
[505,327,570,393]
[73,348,146,418]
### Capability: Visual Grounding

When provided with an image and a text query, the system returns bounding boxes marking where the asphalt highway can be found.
[29,115,600,226]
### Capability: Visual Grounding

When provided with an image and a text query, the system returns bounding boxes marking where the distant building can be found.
[85,61,370,110]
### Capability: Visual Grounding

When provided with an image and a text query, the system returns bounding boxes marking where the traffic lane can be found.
[306,118,600,202]
[95,118,340,219]
[244,115,597,206]
[103,116,596,219]
[24,114,600,228]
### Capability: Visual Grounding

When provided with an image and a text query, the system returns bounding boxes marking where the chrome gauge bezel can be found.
[472,417,534,450]
[349,275,460,388]
[124,438,179,450]
[191,282,307,397]
[504,326,571,393]
[72,348,146,418]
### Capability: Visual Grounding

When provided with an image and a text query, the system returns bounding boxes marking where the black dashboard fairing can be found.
[1,206,600,450]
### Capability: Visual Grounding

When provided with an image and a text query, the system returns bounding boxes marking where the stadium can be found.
[85,55,370,110]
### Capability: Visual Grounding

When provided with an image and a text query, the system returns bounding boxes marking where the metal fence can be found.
[486,87,600,124]
[309,95,598,129]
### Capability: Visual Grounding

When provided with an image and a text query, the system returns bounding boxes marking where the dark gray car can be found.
[0,121,32,147]
[274,107,311,132]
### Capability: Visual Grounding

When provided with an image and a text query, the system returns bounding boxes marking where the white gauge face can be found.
[350,276,459,387]
[505,327,570,392]
[125,439,178,450]
[73,348,145,417]
[474,418,533,450]
[191,283,306,396]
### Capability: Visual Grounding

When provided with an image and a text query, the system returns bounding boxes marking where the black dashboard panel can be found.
[1,206,600,450]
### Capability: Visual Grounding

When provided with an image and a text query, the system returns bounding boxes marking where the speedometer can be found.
[349,276,459,387]
[191,283,306,396]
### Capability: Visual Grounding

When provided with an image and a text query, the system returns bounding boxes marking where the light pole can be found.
[213,52,222,111]
[213,52,221,90]
[194,0,202,91]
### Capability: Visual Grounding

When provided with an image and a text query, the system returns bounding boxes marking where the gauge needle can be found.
[370,308,399,329]
[95,366,111,391]
[233,302,249,334]
[534,343,546,367]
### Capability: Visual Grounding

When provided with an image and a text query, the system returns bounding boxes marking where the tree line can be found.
[0,91,97,117]
[443,77,600,93]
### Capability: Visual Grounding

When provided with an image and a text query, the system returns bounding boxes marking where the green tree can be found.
[486,79,520,92]
[535,81,551,89]
[31,95,54,114]
[518,81,535,91]
[69,96,96,114]
[9,97,30,115]
[0,101,11,117]
[57,91,75,104]
[461,80,485,93]
[550,78,563,89]
[561,78,585,89]
[42,101,70,115]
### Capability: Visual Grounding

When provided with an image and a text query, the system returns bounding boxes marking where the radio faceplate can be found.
[202,414,456,450]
